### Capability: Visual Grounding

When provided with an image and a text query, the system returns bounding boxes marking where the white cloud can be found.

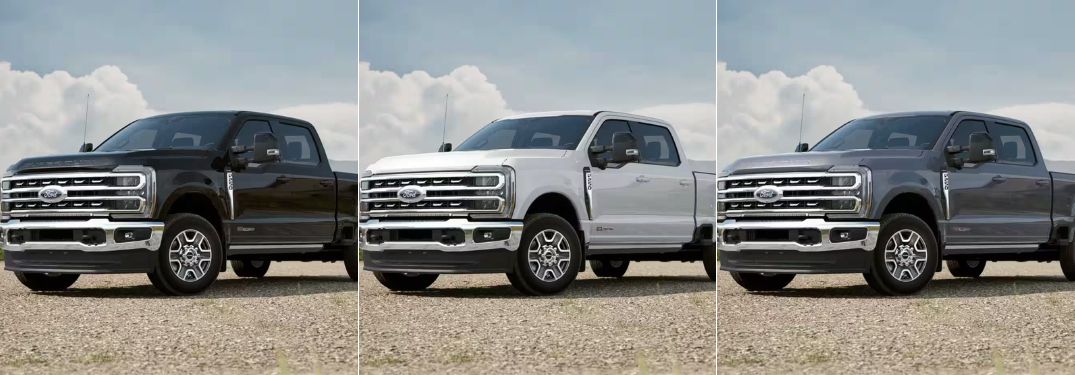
[359,62,513,168]
[0,61,156,171]
[0,61,357,173]
[717,62,870,168]
[359,62,715,168]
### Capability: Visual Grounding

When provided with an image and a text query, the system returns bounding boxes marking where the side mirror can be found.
[795,143,809,152]
[966,132,997,164]
[252,132,281,164]
[438,142,452,152]
[610,132,640,164]
[79,143,93,153]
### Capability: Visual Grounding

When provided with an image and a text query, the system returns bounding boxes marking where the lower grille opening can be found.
[725,229,822,245]
[367,229,467,245]
[8,228,107,245]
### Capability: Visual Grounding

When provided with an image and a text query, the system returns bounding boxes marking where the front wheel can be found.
[506,213,582,295]
[373,272,438,291]
[15,272,79,291]
[590,260,629,278]
[729,272,794,291]
[947,259,986,278]
[231,260,270,278]
[862,213,938,295]
[146,214,223,295]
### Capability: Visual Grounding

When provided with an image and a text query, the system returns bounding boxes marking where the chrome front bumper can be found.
[717,218,880,252]
[0,219,165,252]
[359,218,524,252]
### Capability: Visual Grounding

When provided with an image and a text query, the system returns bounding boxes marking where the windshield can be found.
[455,115,593,151]
[812,115,949,152]
[96,114,232,152]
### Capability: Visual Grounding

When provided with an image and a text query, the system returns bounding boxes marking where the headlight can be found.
[470,165,515,218]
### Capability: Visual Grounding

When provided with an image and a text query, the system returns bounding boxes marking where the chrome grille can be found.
[718,172,865,216]
[1,172,150,217]
[361,171,509,217]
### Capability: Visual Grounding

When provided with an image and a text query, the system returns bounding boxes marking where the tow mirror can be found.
[610,132,640,164]
[438,142,452,152]
[252,132,281,164]
[79,143,93,153]
[795,143,809,152]
[966,132,997,164]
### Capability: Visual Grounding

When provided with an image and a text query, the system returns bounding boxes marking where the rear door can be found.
[626,121,695,244]
[262,121,337,243]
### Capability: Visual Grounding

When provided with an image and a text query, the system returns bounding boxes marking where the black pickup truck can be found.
[0,111,358,295]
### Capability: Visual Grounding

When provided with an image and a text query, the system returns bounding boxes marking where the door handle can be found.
[679,179,692,186]
[1036,179,1051,186]
[635,175,651,183]
[991,175,1007,182]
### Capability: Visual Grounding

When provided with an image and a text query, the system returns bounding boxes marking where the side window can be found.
[988,122,1036,165]
[233,120,272,156]
[274,123,322,166]
[947,120,988,160]
[631,122,681,166]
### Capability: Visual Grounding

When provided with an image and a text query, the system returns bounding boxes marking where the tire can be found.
[505,213,582,295]
[1060,242,1075,281]
[862,213,939,295]
[947,259,986,278]
[146,214,224,295]
[343,245,359,281]
[373,272,438,291]
[590,260,629,278]
[231,260,270,278]
[703,245,716,281]
[729,272,794,291]
[14,272,79,291]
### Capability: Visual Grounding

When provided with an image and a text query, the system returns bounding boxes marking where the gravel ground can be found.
[0,261,357,374]
[718,261,1075,374]
[359,261,715,374]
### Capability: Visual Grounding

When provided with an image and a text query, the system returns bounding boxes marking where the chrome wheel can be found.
[168,229,213,282]
[883,229,928,282]
[527,229,572,282]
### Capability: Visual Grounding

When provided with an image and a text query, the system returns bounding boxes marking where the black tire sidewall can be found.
[373,272,437,291]
[590,259,629,277]
[729,272,794,291]
[15,272,79,291]
[231,259,271,278]
[867,213,938,295]
[150,214,223,295]
[508,213,581,295]
[343,245,359,281]
[703,245,716,281]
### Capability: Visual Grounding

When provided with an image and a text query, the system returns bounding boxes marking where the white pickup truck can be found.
[359,110,716,295]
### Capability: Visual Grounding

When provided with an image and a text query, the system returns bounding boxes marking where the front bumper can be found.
[717,218,879,273]
[359,218,524,273]
[1,219,165,273]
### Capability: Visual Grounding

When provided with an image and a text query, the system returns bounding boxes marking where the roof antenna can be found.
[83,90,93,149]
[797,89,807,151]
[439,92,451,152]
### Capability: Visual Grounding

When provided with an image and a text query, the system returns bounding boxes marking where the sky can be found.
[359,0,716,169]
[0,0,357,171]
[718,0,1075,168]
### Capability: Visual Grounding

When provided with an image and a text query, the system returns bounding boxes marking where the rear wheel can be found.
[703,245,716,281]
[1060,242,1075,281]
[947,259,986,278]
[373,272,438,291]
[729,272,794,291]
[590,260,629,278]
[862,213,938,295]
[146,214,223,295]
[231,260,270,278]
[343,245,359,281]
[14,272,79,291]
[505,213,582,295]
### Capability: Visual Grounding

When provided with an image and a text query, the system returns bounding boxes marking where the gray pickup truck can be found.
[717,111,1075,295]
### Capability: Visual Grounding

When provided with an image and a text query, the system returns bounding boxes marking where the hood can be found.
[723,149,926,175]
[7,149,218,175]
[367,149,568,175]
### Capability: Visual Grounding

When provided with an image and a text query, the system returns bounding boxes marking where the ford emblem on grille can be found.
[754,185,782,203]
[38,185,68,204]
[397,185,425,203]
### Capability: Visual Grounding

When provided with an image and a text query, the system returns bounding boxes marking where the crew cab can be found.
[0,111,358,295]
[718,111,1075,295]
[359,110,716,295]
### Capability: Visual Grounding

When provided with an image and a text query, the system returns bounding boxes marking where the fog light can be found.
[830,228,868,243]
[474,228,510,243]
[367,230,384,245]
[115,228,152,243]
